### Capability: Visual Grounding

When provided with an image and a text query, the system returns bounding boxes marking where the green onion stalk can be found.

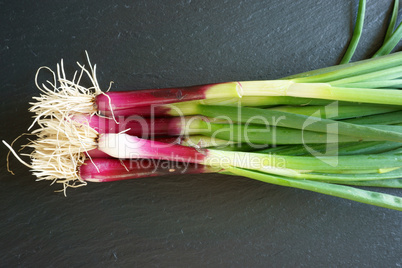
[27,49,402,120]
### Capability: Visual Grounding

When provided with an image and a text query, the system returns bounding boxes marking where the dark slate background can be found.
[1,0,401,266]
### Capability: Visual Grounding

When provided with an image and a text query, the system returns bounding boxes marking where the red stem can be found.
[101,105,172,117]
[95,84,217,112]
[80,158,216,182]
[73,114,183,137]
[86,137,183,158]
[98,134,210,164]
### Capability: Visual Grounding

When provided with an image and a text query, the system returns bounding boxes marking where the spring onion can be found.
[4,2,402,212]
[30,50,402,123]
[81,158,219,183]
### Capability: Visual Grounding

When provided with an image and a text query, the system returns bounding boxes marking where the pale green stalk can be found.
[337,179,402,188]
[340,0,366,64]
[373,17,402,57]
[268,168,402,182]
[288,52,402,82]
[238,80,402,106]
[328,65,402,86]
[340,79,402,88]
[206,150,402,172]
[258,141,402,156]
[267,104,399,119]
[384,0,400,42]
[198,105,402,142]
[225,166,402,211]
[342,110,402,125]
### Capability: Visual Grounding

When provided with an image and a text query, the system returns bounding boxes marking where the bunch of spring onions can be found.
[4,0,402,211]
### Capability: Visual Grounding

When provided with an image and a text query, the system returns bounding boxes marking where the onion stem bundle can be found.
[4,1,402,211]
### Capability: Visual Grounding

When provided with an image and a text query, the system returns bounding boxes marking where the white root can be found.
[34,114,99,194]
[29,51,104,131]
[22,53,104,193]
[6,112,100,195]
[7,53,119,193]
